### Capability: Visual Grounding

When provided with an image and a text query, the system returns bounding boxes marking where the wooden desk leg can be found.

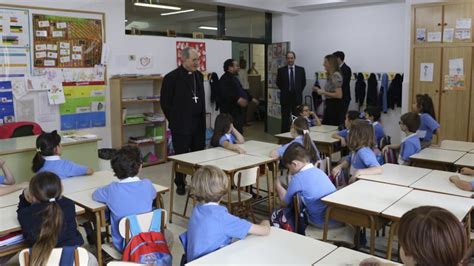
[369,216,376,255]
[323,206,333,241]
[272,162,278,210]
[156,193,164,209]
[265,163,272,214]
[387,221,398,260]
[227,173,232,212]
[169,162,176,223]
[95,211,103,266]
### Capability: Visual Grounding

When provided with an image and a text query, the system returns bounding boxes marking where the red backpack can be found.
[122,210,172,265]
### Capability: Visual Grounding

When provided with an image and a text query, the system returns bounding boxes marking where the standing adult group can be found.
[277,50,351,130]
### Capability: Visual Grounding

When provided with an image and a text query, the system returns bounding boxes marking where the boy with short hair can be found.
[383,112,421,165]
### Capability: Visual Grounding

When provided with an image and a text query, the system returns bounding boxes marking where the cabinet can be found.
[109,76,167,166]
[411,2,474,142]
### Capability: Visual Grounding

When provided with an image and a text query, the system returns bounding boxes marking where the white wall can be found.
[274,3,407,143]
[1,0,231,148]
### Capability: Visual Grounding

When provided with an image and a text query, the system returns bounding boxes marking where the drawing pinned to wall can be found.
[416,28,426,42]
[268,103,281,119]
[11,77,27,99]
[32,14,103,68]
[0,8,29,48]
[14,97,34,121]
[0,80,14,124]
[419,63,434,82]
[46,81,65,104]
[136,54,153,70]
[176,41,206,71]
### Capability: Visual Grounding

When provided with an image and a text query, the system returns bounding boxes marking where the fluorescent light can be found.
[199,26,218,31]
[161,9,195,16]
[134,2,181,10]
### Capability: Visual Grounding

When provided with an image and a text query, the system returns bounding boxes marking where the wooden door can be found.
[412,48,442,119]
[414,6,443,44]
[443,3,473,43]
[440,47,472,141]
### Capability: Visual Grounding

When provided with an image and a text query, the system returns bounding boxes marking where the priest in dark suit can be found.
[161,47,206,195]
[277,51,306,133]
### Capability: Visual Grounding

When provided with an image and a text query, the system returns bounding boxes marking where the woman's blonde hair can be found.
[191,165,228,203]
[324,54,340,75]
[347,119,375,151]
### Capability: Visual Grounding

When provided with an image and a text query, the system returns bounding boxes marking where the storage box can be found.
[124,114,145,124]
[146,125,163,141]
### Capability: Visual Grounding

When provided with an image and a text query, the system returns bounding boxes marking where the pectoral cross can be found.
[192,96,198,103]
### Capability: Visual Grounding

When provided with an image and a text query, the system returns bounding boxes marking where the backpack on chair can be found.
[122,210,172,265]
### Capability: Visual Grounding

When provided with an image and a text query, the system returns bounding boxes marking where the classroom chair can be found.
[101,209,174,261]
[19,247,90,266]
[221,166,260,223]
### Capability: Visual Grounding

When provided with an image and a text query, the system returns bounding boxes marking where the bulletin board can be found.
[0,4,105,132]
[176,41,206,71]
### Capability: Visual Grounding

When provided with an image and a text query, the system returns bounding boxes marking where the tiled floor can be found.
[4,121,405,265]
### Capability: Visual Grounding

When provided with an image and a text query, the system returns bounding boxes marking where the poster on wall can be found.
[176,41,206,71]
[0,8,29,48]
[32,14,103,68]
[60,81,105,130]
[0,80,15,124]
[419,63,434,82]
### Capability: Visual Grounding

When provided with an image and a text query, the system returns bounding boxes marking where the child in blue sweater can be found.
[383,112,421,165]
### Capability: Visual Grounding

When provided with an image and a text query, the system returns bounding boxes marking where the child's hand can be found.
[19,182,29,189]
[260,220,270,227]
[331,165,342,177]
[449,175,460,183]
[237,147,246,154]
[0,159,5,167]
[460,167,473,175]
[340,138,346,147]
[349,176,357,184]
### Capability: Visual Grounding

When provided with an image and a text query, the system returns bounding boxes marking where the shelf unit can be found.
[110,76,167,166]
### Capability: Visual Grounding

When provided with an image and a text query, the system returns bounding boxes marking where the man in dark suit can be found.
[277,51,306,133]
[333,51,352,124]
[161,47,206,195]
[219,59,248,134]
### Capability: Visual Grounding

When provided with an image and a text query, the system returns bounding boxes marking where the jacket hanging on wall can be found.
[354,73,366,110]
[208,72,220,111]
[366,73,378,107]
[387,73,403,109]
[377,73,389,113]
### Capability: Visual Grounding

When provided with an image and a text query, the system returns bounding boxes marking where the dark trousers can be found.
[323,99,343,126]
[232,111,245,135]
[341,99,351,125]
[171,119,205,187]
[281,97,298,133]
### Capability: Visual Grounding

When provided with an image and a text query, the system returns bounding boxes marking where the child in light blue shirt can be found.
[332,110,360,147]
[32,130,94,179]
[0,158,27,196]
[383,112,421,165]
[364,106,386,147]
[275,142,339,228]
[93,146,156,251]
[413,94,440,147]
[449,168,474,191]
[296,104,321,127]
[332,120,382,183]
[183,165,270,262]
[211,113,246,154]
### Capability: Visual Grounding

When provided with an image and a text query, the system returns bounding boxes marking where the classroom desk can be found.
[235,140,280,153]
[197,154,279,215]
[0,205,85,257]
[321,180,412,254]
[167,148,237,223]
[409,148,465,171]
[382,190,474,260]
[62,170,118,195]
[274,131,341,156]
[455,153,474,169]
[310,124,339,133]
[65,183,168,266]
[439,140,474,153]
[357,163,432,187]
[0,189,22,208]
[313,247,401,265]
[186,227,337,265]
[0,135,101,182]
[410,170,474,198]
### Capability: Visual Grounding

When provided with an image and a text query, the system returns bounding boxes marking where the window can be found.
[225,7,266,39]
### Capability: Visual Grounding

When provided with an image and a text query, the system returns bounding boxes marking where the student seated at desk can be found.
[332,120,382,184]
[413,94,440,148]
[382,112,421,166]
[183,165,270,262]
[271,117,321,164]
[272,143,339,232]
[93,146,156,251]
[17,172,97,265]
[331,110,360,147]
[0,158,27,196]
[449,167,474,191]
[211,113,246,154]
[32,130,94,179]
[360,206,467,266]
[364,106,385,147]
[296,103,321,127]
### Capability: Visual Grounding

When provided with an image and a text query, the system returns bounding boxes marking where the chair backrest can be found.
[293,195,301,233]
[315,156,331,176]
[118,209,167,245]
[233,166,259,188]
[19,247,88,266]
[11,125,34,138]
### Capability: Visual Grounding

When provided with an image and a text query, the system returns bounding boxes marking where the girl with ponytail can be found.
[17,172,87,265]
[32,130,94,178]
[271,117,321,163]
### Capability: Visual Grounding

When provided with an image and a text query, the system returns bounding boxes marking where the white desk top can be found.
[62,170,118,195]
[0,204,84,234]
[236,140,280,153]
[199,154,276,172]
[310,125,339,133]
[358,163,432,187]
[440,140,474,152]
[322,180,412,215]
[275,132,293,139]
[382,189,474,221]
[187,227,337,265]
[0,190,22,208]
[455,153,474,168]
[275,132,339,144]
[410,170,474,198]
[313,247,401,265]
[410,148,466,164]
[168,148,236,165]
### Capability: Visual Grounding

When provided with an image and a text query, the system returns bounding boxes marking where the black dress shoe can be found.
[176,185,186,195]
